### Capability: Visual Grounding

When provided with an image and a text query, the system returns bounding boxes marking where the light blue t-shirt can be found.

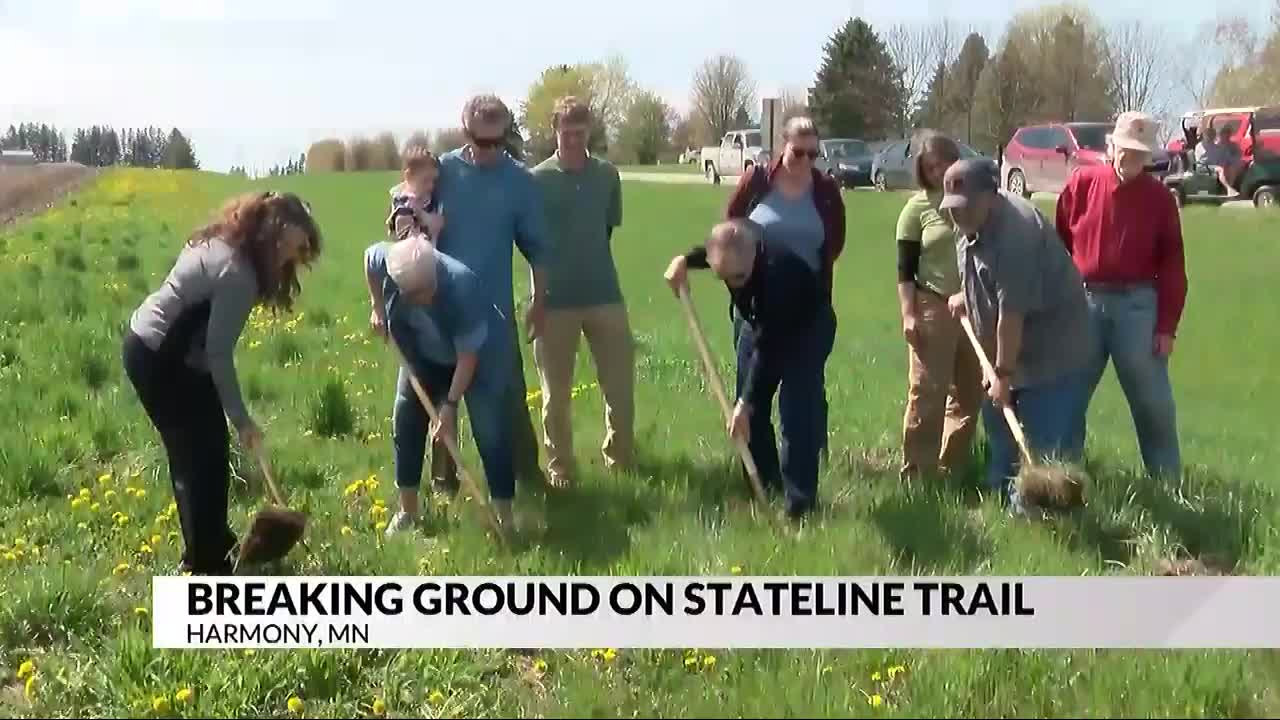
[364,242,491,366]
[747,186,824,272]
[434,148,549,318]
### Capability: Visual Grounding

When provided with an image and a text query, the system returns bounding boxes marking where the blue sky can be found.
[0,0,1268,172]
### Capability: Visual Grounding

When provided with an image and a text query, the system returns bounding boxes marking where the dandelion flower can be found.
[175,687,194,705]
[287,695,304,714]
[17,659,35,679]
[14,537,26,548]
[374,521,388,533]
[77,522,88,531]
[134,607,149,618]
[97,473,112,485]
[428,689,445,706]
[532,658,548,673]
[139,543,153,555]
[683,656,698,670]
[70,498,86,510]
[603,648,618,663]
[113,562,131,575]
[243,649,256,657]
[371,698,386,715]
[869,693,884,708]
[730,565,743,575]
[2,552,16,562]
[24,675,37,700]
[888,664,906,680]
[370,505,388,520]
[152,694,171,714]
[151,534,162,546]
[343,481,363,497]
[340,526,353,537]
[124,487,137,497]
[115,514,130,527]
[104,490,117,501]
[90,502,101,512]
[136,488,147,500]
[701,654,716,670]
[167,501,177,513]
[78,488,91,499]
[871,671,882,682]
[168,531,180,542]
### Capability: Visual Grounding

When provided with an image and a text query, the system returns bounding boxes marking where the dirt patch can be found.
[0,163,97,227]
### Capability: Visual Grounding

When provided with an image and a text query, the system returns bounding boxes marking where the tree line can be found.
[1,123,200,169]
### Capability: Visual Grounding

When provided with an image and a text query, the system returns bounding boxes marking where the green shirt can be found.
[896,190,961,296]
[532,153,624,309]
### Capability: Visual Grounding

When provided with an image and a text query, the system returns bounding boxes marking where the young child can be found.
[387,146,444,241]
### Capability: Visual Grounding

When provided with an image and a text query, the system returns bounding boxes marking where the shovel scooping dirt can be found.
[234,445,310,571]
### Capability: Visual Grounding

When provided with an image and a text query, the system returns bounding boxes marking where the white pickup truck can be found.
[700,129,769,184]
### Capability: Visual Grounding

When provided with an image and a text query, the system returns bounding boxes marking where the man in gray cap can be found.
[941,158,1093,513]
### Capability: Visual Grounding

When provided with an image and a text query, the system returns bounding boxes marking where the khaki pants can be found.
[533,304,636,482]
[901,288,984,479]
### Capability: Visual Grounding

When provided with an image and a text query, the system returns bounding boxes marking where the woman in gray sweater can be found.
[122,191,322,575]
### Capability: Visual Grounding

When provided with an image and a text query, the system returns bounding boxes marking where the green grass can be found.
[617,162,702,174]
[2,168,1280,718]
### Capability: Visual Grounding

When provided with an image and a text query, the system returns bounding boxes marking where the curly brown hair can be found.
[188,191,322,312]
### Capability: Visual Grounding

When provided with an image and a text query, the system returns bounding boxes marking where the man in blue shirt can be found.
[365,235,517,534]
[431,94,550,492]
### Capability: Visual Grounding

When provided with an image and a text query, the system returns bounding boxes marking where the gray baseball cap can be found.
[939,158,1000,210]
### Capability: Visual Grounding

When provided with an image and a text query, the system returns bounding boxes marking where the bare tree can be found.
[690,54,757,142]
[1176,22,1222,109]
[779,85,809,120]
[1102,21,1171,114]
[885,23,934,134]
[586,54,636,141]
[928,18,958,73]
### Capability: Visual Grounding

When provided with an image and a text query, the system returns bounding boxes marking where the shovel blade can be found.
[237,506,308,567]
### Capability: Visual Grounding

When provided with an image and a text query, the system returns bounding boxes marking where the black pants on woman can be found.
[122,302,237,575]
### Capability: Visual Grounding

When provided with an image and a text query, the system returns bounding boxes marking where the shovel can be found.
[386,335,508,545]
[234,445,311,572]
[676,285,771,509]
[959,315,1086,510]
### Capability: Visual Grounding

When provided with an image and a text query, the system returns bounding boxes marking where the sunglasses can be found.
[791,147,819,160]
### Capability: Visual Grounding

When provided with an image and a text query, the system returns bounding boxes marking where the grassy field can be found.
[617,162,702,174]
[1,167,1279,718]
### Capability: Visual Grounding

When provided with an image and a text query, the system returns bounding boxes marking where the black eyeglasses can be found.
[791,147,819,160]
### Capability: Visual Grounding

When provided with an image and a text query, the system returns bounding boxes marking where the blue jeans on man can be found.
[390,312,517,501]
[982,368,1091,507]
[733,305,837,516]
[1080,285,1181,479]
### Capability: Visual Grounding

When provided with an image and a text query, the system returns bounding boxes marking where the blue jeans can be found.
[390,318,516,500]
[1081,286,1181,479]
[982,369,1091,501]
[734,305,837,514]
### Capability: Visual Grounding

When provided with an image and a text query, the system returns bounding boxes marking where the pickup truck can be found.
[701,129,769,184]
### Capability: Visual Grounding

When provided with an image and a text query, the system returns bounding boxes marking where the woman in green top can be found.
[895,131,984,481]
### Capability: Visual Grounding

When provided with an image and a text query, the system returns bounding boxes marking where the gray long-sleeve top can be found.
[129,237,257,430]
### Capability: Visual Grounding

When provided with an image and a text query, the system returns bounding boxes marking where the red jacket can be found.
[725,154,846,301]
[1054,165,1188,336]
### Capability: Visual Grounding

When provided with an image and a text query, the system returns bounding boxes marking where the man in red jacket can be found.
[1055,111,1188,480]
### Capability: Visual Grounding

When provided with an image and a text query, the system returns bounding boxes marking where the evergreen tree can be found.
[947,32,990,144]
[162,128,200,169]
[808,17,904,139]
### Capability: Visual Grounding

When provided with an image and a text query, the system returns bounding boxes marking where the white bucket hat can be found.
[1111,111,1158,154]
[386,235,438,298]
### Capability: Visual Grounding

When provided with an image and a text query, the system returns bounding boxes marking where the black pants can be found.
[122,329,237,574]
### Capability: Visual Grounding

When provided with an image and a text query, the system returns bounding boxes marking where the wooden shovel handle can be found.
[387,336,507,543]
[958,314,1035,465]
[677,285,771,507]
[252,444,289,508]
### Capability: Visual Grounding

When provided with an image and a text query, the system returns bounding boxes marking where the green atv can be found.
[1164,106,1280,209]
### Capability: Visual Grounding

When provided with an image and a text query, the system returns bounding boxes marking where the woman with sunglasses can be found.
[664,116,845,518]
[123,191,322,574]
[893,131,982,482]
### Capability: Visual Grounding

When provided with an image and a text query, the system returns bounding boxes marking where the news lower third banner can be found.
[152,576,1280,650]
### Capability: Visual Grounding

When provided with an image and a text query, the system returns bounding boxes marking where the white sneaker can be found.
[385,511,415,537]
[492,500,515,531]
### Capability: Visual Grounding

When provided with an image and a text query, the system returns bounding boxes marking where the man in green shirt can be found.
[531,96,634,488]
[894,132,983,481]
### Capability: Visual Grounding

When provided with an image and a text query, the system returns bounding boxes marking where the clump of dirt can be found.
[1156,555,1234,576]
[0,163,96,227]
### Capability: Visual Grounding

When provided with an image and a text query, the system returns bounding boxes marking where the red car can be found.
[1000,122,1112,197]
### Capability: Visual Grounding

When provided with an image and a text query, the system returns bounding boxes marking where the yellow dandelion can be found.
[70,498,85,510]
[343,481,363,497]
[871,670,882,682]
[869,693,884,708]
[124,487,137,497]
[888,664,906,680]
[152,694,171,714]
[79,488,91,499]
[150,534,162,546]
[340,526,353,537]
[168,531,180,542]
[365,475,380,491]
[134,606,149,618]
[13,537,26,548]
[683,656,698,670]
[603,648,618,663]
[287,695,304,714]
[374,521,388,533]
[2,552,16,562]
[532,658,548,673]
[104,490,117,501]
[370,505,388,521]
[97,473,112,485]
[167,501,177,513]
[243,649,256,657]
[90,502,101,512]
[702,654,716,670]
[136,488,147,500]
[113,562,131,576]
[139,543,153,555]
[17,659,35,679]
[428,689,445,706]
[24,675,37,701]
[371,697,386,715]
[730,565,743,575]
[115,514,130,527]
[175,687,194,704]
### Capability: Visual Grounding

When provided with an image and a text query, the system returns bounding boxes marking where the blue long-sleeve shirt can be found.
[434,148,549,317]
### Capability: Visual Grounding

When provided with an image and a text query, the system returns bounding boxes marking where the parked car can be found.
[871,138,981,191]
[1000,121,1174,196]
[700,130,768,184]
[814,138,875,187]
[1165,105,1280,209]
